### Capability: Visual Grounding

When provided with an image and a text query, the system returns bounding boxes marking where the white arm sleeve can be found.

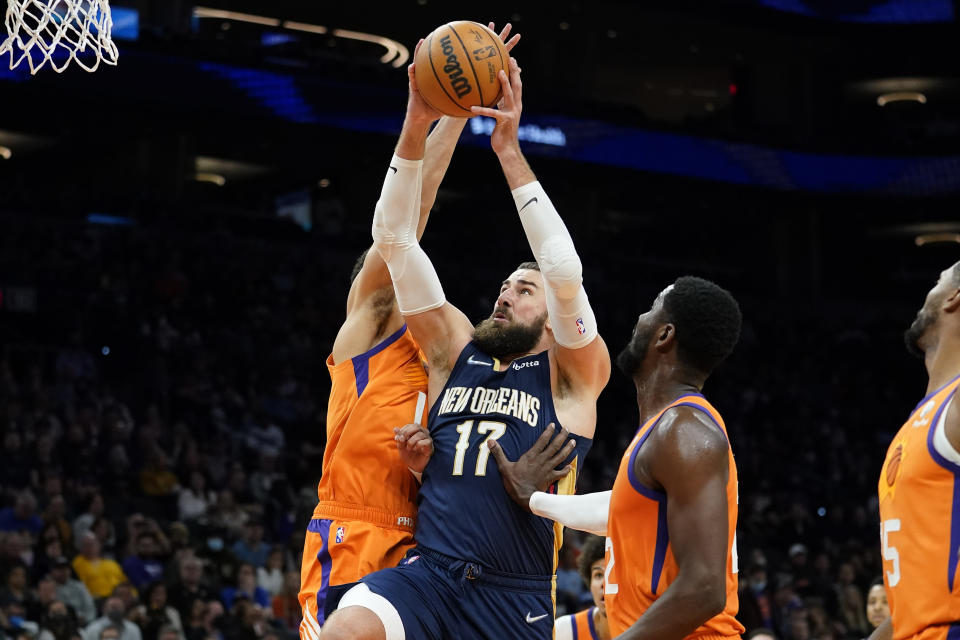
[528,490,610,536]
[512,181,597,349]
[553,614,575,640]
[371,154,446,315]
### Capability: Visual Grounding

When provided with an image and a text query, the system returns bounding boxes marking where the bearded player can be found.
[321,51,610,640]
[493,277,744,640]
[875,261,960,640]
[298,24,521,639]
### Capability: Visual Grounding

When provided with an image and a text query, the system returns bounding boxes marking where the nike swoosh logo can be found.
[519,197,537,212]
[467,354,491,366]
[525,612,548,624]
[389,166,398,174]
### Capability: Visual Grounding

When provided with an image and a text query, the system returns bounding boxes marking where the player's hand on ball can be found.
[471,56,523,156]
[406,39,443,125]
[395,423,434,473]
[487,423,576,512]
[488,21,521,53]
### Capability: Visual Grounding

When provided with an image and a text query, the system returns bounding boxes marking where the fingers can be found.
[527,423,558,455]
[394,423,425,444]
[496,68,514,109]
[470,105,506,119]
[413,38,424,58]
[487,439,510,468]
[508,56,522,105]
[548,438,577,469]
[548,465,573,485]
[408,39,424,90]
[503,33,521,52]
[542,424,570,458]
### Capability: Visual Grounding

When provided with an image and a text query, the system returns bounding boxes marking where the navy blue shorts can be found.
[360,547,555,640]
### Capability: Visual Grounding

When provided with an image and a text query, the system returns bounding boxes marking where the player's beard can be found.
[904,305,937,360]
[616,324,656,379]
[473,310,548,359]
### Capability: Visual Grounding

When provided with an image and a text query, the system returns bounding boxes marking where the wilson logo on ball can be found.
[415,21,508,117]
[439,34,472,98]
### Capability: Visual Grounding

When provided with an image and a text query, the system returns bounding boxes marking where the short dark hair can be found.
[577,534,606,587]
[350,249,370,283]
[516,261,540,272]
[662,276,742,375]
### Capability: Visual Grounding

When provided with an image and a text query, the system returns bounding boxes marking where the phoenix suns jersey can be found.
[878,372,960,640]
[605,393,743,639]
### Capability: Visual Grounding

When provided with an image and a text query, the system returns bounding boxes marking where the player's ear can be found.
[944,287,960,313]
[654,323,675,352]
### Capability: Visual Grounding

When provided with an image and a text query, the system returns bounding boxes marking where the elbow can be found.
[699,578,727,618]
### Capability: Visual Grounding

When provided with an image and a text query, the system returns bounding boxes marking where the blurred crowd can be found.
[0,213,916,640]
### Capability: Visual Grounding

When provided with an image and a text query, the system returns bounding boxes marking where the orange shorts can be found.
[298,516,414,636]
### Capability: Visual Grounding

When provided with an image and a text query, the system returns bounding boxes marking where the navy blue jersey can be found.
[415,342,592,576]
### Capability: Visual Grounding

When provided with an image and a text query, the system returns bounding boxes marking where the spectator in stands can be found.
[97,625,122,640]
[220,565,268,610]
[837,584,868,638]
[230,524,267,569]
[1,563,33,608]
[270,571,300,632]
[739,562,775,633]
[156,624,182,640]
[177,473,214,524]
[81,597,141,640]
[28,577,59,623]
[41,497,71,548]
[131,582,182,640]
[865,578,889,630]
[254,549,283,598]
[72,495,105,551]
[0,491,43,535]
[167,557,211,624]
[37,599,79,640]
[208,493,246,542]
[50,557,97,625]
[121,534,164,591]
[72,533,128,600]
[139,447,179,499]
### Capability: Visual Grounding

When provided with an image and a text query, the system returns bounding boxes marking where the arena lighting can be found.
[877,91,927,106]
[0,146,11,159]
[915,233,960,246]
[194,172,226,186]
[192,8,280,27]
[330,28,409,67]
[192,7,409,67]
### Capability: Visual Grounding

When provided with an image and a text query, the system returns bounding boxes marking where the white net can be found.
[0,0,118,73]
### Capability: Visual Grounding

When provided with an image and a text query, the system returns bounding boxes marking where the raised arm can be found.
[472,58,610,414]
[347,22,519,316]
[370,43,475,385]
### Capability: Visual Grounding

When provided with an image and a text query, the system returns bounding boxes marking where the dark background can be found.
[2,2,959,640]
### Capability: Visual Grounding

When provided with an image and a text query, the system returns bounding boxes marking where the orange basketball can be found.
[414,21,509,117]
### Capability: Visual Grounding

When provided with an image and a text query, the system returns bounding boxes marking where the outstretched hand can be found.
[487,423,576,511]
[405,39,444,126]
[470,56,523,156]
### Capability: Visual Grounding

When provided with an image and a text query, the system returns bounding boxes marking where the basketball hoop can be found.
[1,0,118,73]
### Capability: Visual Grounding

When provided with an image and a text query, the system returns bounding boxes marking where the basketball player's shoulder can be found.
[653,404,728,458]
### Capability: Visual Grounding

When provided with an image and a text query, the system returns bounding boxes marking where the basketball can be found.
[414,20,509,117]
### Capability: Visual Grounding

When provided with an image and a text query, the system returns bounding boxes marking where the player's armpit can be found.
[403,302,473,374]
[618,408,730,640]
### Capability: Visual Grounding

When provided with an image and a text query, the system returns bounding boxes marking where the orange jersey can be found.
[878,372,960,640]
[555,607,603,640]
[606,394,743,639]
[314,324,428,531]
